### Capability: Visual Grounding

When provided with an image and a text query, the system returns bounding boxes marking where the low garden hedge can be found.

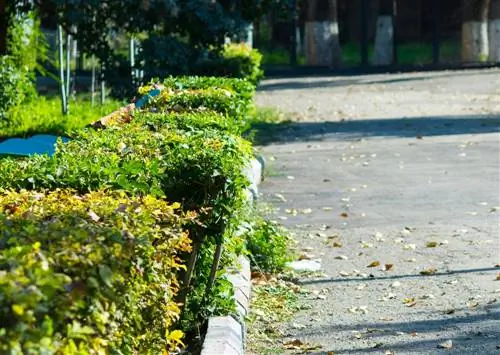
[0,189,192,354]
[0,75,258,352]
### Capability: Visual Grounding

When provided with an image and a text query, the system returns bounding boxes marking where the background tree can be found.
[0,0,6,55]
[489,0,500,61]
[304,0,341,67]
[373,0,396,66]
[462,0,491,62]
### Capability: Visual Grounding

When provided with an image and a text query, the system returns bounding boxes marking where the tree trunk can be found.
[304,0,342,67]
[462,0,490,62]
[0,0,7,55]
[373,0,395,66]
[489,0,500,61]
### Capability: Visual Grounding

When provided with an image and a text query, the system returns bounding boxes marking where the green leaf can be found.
[98,265,113,287]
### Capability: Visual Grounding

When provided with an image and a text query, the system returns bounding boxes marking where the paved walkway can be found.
[255,69,500,354]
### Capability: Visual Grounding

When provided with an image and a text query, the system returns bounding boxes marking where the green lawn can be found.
[261,41,461,66]
[0,96,123,140]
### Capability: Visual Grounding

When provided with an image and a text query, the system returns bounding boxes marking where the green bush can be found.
[138,76,256,126]
[197,44,264,85]
[0,118,253,334]
[246,218,294,273]
[0,74,263,348]
[0,189,191,354]
[0,56,36,122]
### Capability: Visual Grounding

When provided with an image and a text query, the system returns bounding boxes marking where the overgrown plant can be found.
[246,217,294,273]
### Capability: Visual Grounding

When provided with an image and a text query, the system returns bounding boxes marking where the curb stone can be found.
[200,156,263,355]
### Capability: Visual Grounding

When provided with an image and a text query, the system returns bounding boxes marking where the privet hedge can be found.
[0,190,192,354]
[0,76,257,352]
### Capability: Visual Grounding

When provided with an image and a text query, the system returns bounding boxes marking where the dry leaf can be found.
[403,243,416,250]
[383,264,394,271]
[437,340,453,349]
[298,253,314,261]
[403,297,415,304]
[333,241,343,248]
[420,267,437,275]
[283,339,303,350]
[340,212,349,218]
[335,255,349,260]
[426,241,438,248]
[367,261,381,268]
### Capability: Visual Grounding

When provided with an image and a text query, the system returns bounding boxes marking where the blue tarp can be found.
[0,135,70,157]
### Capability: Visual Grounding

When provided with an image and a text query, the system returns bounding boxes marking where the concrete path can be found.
[255,69,500,354]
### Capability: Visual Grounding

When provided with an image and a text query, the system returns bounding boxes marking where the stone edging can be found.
[200,156,264,355]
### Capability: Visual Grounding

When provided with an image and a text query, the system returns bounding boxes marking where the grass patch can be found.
[247,278,306,355]
[245,106,292,145]
[0,96,122,140]
[260,40,461,66]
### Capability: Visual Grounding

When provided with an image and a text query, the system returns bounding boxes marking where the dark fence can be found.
[256,0,500,75]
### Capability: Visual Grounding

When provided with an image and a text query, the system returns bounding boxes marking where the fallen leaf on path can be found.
[333,241,343,248]
[361,242,373,248]
[496,273,500,281]
[426,241,438,248]
[335,255,349,260]
[298,253,315,260]
[420,267,437,275]
[467,301,479,309]
[340,212,349,218]
[339,271,351,277]
[437,340,453,349]
[403,297,415,304]
[404,244,416,250]
[383,264,394,271]
[274,193,287,202]
[367,261,381,268]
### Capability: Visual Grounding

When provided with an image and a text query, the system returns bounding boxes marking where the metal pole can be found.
[129,37,135,87]
[432,0,441,65]
[291,0,297,66]
[57,25,67,115]
[360,0,368,66]
[91,55,95,106]
[65,33,71,99]
[392,0,398,65]
[100,64,105,105]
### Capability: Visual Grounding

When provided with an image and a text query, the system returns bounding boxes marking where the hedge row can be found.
[0,76,257,353]
[0,190,191,354]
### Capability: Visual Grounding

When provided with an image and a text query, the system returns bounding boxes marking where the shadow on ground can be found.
[302,304,500,354]
[247,115,500,146]
[257,70,498,92]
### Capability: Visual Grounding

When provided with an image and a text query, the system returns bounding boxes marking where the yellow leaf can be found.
[420,267,437,275]
[367,261,380,268]
[12,304,24,316]
[426,241,438,248]
[168,329,185,345]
